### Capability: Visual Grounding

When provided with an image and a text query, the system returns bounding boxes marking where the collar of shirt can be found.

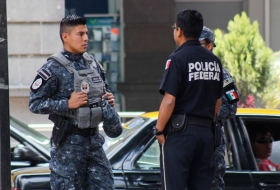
[176,40,201,51]
[61,49,84,62]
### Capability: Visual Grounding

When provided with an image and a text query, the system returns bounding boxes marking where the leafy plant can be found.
[214,12,273,103]
[262,51,280,108]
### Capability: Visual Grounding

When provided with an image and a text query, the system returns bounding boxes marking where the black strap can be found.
[67,126,97,137]
[187,116,213,128]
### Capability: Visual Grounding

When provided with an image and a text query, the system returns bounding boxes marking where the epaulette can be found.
[38,68,51,81]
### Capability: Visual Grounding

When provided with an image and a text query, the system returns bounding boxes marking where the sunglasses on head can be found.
[254,137,274,144]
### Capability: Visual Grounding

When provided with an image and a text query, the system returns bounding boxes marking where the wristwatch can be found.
[153,126,163,136]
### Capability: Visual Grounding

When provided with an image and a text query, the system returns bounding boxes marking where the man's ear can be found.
[178,28,184,38]
[208,43,214,51]
[209,43,214,49]
[62,33,69,43]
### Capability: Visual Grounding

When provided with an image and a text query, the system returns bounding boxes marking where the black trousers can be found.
[160,124,215,190]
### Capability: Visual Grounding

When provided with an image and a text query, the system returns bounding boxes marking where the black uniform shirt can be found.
[159,40,223,121]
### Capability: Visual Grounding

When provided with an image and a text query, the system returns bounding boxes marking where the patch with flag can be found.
[165,59,171,70]
[226,89,239,101]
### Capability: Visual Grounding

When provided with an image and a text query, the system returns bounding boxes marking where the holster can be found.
[49,114,98,146]
[50,115,68,146]
[213,121,222,148]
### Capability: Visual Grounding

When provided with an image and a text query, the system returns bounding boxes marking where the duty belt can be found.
[67,126,98,137]
[49,114,98,137]
[187,116,213,128]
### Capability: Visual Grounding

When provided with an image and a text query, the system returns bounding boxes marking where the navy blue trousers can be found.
[160,124,215,190]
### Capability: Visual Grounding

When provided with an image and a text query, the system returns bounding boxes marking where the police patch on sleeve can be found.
[165,59,171,70]
[30,68,51,93]
[30,75,46,93]
[32,78,42,89]
[223,82,239,104]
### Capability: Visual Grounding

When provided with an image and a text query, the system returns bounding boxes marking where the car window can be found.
[242,117,280,171]
[133,134,233,171]
[224,142,231,169]
[11,136,20,148]
[103,117,149,154]
[270,140,280,165]
[224,120,235,170]
[10,136,25,161]
[10,116,50,151]
[134,138,160,170]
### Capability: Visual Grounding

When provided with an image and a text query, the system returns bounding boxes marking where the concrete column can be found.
[118,0,175,111]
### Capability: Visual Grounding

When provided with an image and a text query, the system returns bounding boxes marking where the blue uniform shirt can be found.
[29,49,107,125]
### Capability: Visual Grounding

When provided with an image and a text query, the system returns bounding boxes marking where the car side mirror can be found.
[13,144,44,164]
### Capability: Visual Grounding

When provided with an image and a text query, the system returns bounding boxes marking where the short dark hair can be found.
[248,125,272,141]
[176,9,203,39]
[59,14,87,42]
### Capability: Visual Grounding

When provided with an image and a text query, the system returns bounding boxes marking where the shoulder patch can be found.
[38,68,51,81]
[223,82,239,104]
[165,59,171,70]
[30,75,47,93]
[31,78,43,89]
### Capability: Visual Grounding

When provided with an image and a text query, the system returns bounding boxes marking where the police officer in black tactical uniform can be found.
[155,10,223,190]
[29,15,121,189]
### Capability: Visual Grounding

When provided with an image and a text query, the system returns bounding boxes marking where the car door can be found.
[10,117,50,170]
[121,117,256,190]
[238,116,280,190]
[121,126,161,189]
[223,117,255,189]
[121,118,255,190]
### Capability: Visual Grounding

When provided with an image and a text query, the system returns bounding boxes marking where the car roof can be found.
[236,108,280,116]
[140,108,280,119]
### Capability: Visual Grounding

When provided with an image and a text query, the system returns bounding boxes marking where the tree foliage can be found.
[262,51,280,108]
[214,12,273,102]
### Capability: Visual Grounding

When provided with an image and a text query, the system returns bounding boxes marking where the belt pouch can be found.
[213,122,222,148]
[90,107,102,128]
[77,107,91,129]
[165,114,187,134]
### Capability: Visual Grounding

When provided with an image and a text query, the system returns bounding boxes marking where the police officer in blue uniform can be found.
[155,10,223,190]
[29,15,118,189]
[200,26,239,190]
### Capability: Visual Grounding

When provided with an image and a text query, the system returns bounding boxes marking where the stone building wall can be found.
[7,0,64,124]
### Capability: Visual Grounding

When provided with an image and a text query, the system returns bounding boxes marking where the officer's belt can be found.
[67,125,98,136]
[49,114,98,137]
[187,116,213,128]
